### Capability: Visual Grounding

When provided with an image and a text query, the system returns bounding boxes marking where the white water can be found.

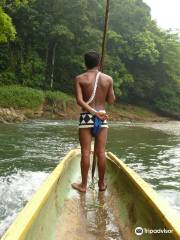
[0,170,48,236]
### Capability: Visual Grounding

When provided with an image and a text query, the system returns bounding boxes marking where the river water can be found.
[0,120,180,236]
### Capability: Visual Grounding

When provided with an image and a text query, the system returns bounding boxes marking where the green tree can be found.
[0,0,180,117]
[0,6,16,42]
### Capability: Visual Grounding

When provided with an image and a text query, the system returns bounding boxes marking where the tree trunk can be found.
[50,42,57,89]
[45,47,49,65]
[44,46,49,89]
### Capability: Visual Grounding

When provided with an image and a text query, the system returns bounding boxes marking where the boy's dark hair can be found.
[84,51,100,69]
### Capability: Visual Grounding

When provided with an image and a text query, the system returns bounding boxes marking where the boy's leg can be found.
[94,128,108,191]
[72,128,92,192]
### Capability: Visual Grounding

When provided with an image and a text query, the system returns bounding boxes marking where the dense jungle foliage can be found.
[0,0,180,117]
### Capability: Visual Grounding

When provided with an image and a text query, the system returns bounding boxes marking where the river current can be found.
[0,120,179,236]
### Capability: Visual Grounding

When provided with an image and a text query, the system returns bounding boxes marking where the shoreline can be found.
[0,104,172,124]
[0,86,178,124]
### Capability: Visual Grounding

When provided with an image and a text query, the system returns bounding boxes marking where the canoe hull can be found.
[106,155,178,240]
[1,150,80,240]
[1,149,180,240]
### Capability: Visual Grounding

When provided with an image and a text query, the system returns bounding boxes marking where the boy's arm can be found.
[75,77,107,120]
[106,78,116,104]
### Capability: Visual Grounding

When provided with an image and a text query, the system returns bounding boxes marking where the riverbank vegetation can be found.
[0,85,73,109]
[0,0,180,119]
[0,85,168,123]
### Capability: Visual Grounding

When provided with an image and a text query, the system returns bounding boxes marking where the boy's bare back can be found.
[75,71,115,110]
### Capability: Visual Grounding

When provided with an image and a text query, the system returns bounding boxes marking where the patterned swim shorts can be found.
[79,112,108,128]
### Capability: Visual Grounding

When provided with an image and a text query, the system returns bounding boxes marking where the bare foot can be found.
[98,182,107,192]
[71,183,86,193]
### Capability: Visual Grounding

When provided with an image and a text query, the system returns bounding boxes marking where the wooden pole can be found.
[92,0,110,182]
[100,0,110,72]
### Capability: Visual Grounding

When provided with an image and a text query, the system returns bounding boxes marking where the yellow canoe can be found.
[1,149,180,240]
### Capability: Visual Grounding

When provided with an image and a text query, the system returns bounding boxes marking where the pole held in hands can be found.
[100,0,110,72]
[92,0,110,181]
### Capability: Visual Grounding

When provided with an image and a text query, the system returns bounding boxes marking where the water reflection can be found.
[80,191,121,239]
[57,189,122,240]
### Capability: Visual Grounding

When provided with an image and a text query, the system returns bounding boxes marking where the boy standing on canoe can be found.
[72,51,115,193]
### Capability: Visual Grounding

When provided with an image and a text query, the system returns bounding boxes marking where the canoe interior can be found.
[106,157,178,240]
[1,149,179,240]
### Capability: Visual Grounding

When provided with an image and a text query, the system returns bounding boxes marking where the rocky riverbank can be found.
[0,86,176,123]
[0,103,170,124]
[0,108,26,123]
